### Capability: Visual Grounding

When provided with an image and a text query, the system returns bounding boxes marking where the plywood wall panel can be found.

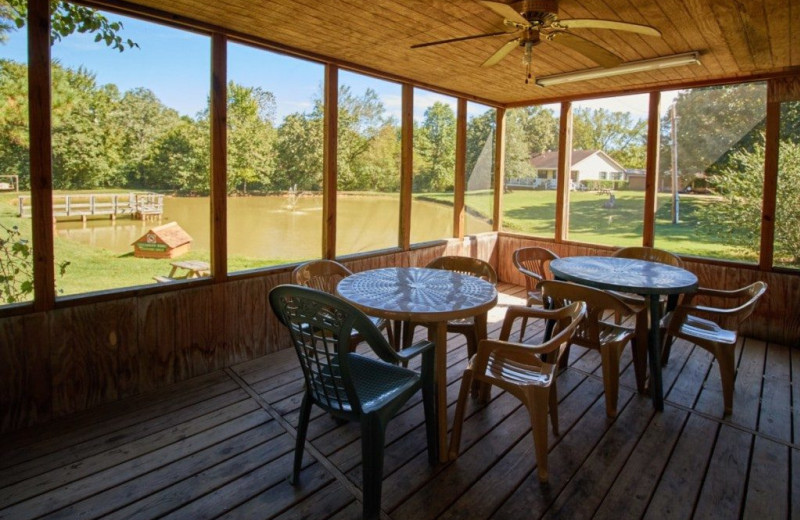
[0,313,51,431]
[49,301,134,417]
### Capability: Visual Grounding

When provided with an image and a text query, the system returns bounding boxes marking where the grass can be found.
[451,188,759,262]
[0,187,761,301]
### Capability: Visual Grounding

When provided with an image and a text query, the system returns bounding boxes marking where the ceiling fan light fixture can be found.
[535,52,700,86]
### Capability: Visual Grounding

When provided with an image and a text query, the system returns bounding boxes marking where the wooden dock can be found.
[17,192,164,222]
[0,282,796,519]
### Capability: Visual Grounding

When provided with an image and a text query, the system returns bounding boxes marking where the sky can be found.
[0,8,671,123]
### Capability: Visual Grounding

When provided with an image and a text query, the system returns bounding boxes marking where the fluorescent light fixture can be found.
[536,52,700,87]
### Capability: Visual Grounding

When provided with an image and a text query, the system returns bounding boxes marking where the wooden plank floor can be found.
[1,283,797,519]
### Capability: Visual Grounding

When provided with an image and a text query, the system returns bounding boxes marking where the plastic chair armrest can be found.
[395,339,435,364]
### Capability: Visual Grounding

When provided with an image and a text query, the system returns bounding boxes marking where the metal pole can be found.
[671,103,679,224]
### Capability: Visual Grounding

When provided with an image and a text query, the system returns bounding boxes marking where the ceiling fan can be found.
[411,0,662,84]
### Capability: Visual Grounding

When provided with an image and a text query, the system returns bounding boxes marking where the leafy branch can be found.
[0,223,69,304]
[2,0,138,52]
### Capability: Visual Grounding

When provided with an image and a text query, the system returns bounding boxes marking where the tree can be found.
[112,87,182,188]
[504,106,559,180]
[0,59,30,187]
[273,111,323,191]
[1,0,137,51]
[465,109,495,189]
[336,85,399,191]
[50,64,123,189]
[414,101,456,192]
[139,118,208,193]
[226,82,276,193]
[660,84,766,185]
[699,136,800,265]
[573,106,646,169]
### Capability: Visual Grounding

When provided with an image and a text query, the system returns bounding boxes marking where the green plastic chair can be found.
[269,284,437,520]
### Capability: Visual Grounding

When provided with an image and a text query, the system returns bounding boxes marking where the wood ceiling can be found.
[108,0,799,106]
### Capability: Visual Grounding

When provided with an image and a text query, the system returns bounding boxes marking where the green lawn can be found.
[438,188,759,262]
[1,187,761,302]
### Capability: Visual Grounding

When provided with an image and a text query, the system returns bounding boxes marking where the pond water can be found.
[54,195,492,260]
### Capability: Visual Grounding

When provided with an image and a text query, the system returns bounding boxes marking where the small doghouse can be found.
[132,222,192,259]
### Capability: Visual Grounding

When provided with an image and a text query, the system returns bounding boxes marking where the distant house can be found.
[507,150,627,189]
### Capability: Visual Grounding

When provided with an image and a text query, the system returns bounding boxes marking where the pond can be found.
[54,194,492,261]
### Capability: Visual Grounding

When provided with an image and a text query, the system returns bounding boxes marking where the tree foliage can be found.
[699,136,800,265]
[660,84,766,184]
[1,0,137,51]
[413,101,456,192]
[573,106,646,169]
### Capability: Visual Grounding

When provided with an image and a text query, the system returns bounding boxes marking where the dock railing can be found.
[17,192,164,221]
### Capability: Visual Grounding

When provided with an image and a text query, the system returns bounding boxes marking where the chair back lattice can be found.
[539,280,631,347]
[270,285,384,415]
[293,259,354,294]
[513,247,559,292]
[426,256,498,284]
[612,246,683,268]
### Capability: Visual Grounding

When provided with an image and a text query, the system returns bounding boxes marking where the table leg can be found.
[647,294,664,411]
[429,321,448,463]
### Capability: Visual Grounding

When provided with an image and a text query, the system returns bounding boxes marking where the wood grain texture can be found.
[493,107,505,232]
[643,91,661,247]
[454,98,466,240]
[760,86,780,269]
[211,33,228,279]
[323,64,338,259]
[556,102,572,242]
[399,83,413,250]
[28,0,54,311]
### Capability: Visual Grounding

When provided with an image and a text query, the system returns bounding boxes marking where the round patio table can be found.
[549,256,698,411]
[337,267,498,462]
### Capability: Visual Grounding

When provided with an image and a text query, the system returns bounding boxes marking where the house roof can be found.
[531,149,625,171]
[134,222,193,248]
[119,0,800,107]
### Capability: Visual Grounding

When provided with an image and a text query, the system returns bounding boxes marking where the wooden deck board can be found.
[0,283,795,520]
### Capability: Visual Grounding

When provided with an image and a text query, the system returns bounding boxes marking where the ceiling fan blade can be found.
[550,32,623,68]
[557,19,662,37]
[411,31,510,49]
[480,1,530,27]
[482,38,521,67]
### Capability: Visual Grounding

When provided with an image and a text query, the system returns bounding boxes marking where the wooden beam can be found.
[555,102,573,243]
[643,91,661,247]
[210,33,227,280]
[453,98,467,240]
[399,83,413,251]
[493,107,506,232]
[323,65,338,259]
[28,0,54,311]
[760,81,780,270]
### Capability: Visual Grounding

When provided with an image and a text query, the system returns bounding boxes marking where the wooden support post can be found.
[323,65,338,259]
[399,83,413,250]
[493,107,506,232]
[454,98,467,240]
[760,81,781,270]
[555,102,572,243]
[29,0,54,310]
[643,91,661,247]
[210,33,228,280]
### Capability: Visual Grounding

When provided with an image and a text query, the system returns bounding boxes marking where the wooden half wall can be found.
[497,234,800,349]
[0,234,497,434]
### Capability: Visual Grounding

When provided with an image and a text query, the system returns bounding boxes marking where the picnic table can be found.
[154,260,210,283]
